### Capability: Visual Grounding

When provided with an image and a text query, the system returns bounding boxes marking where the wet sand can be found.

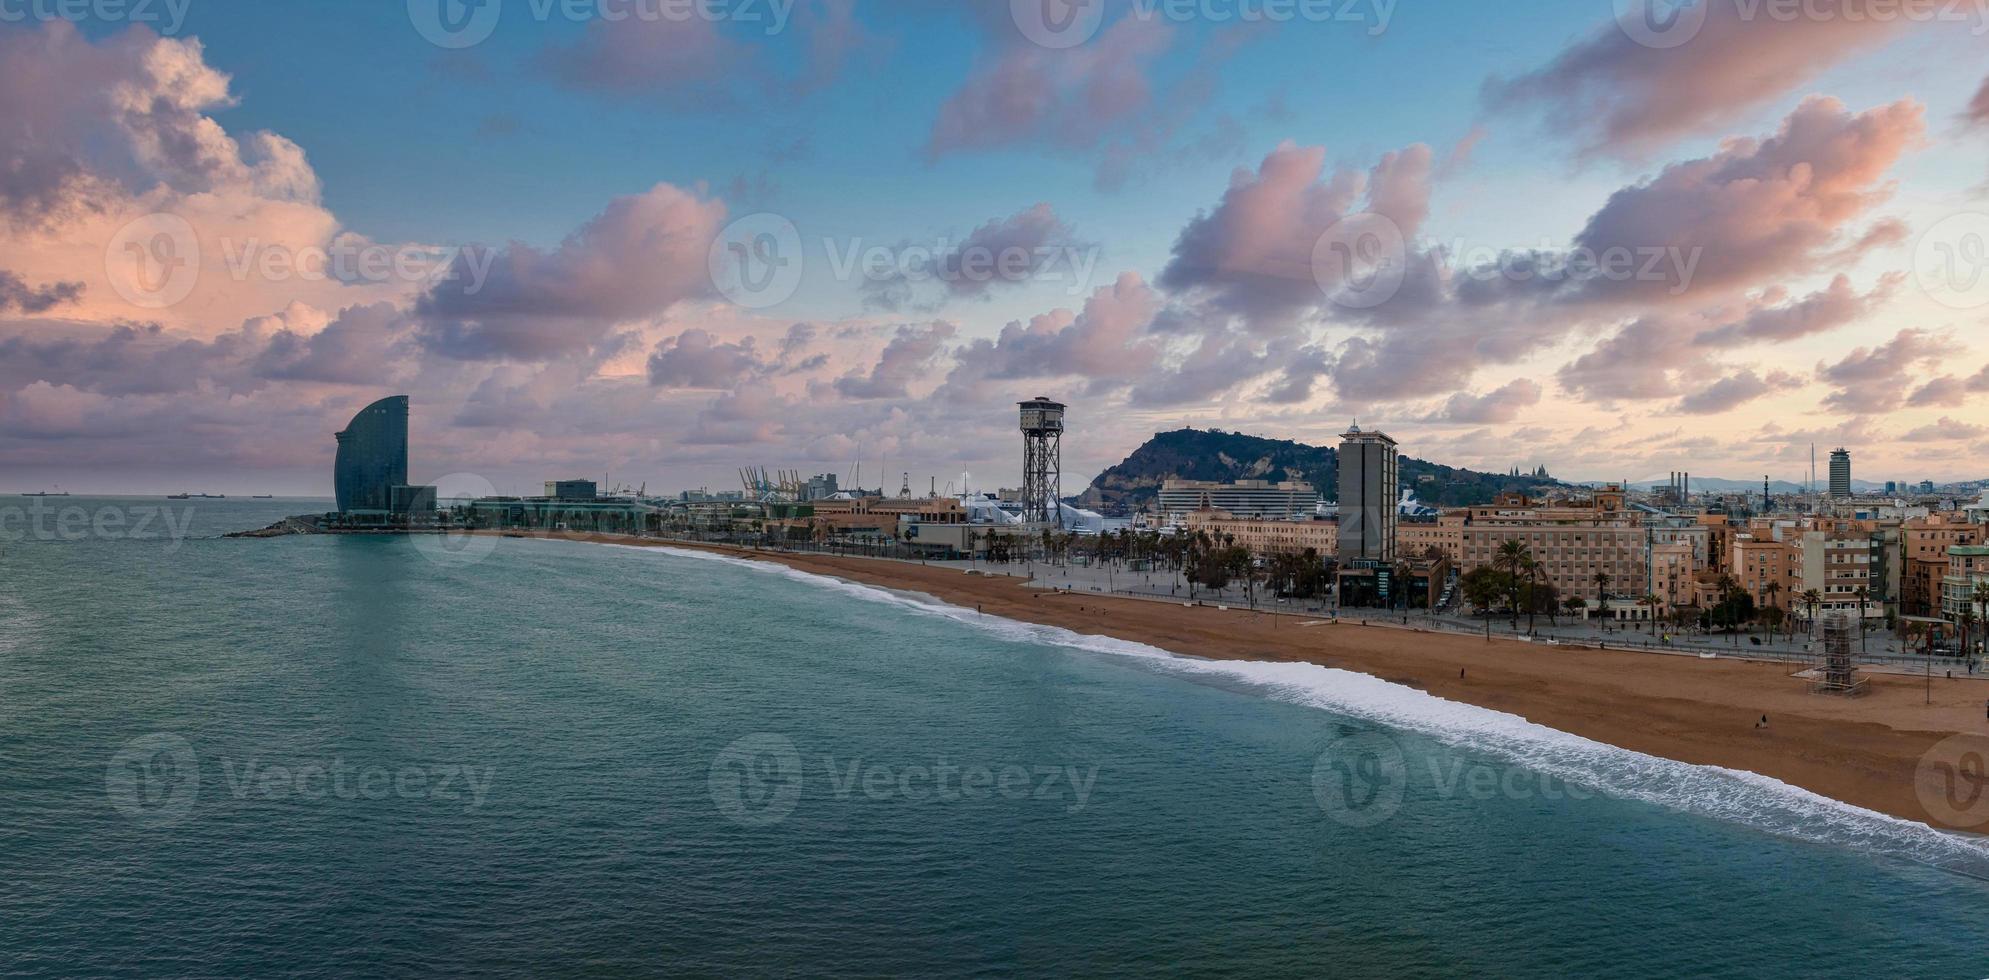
[572,534,1989,829]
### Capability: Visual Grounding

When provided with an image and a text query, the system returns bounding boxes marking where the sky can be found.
[2,0,1987,496]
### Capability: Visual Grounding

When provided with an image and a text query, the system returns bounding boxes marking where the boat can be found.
[20,486,70,497]
[252,495,274,499]
[167,493,191,500]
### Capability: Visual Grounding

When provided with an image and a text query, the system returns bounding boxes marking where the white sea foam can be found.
[622,544,1989,877]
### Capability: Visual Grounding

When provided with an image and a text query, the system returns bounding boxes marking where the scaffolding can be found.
[1809,612,1870,697]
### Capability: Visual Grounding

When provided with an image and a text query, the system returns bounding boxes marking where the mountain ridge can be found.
[1075,428,1566,515]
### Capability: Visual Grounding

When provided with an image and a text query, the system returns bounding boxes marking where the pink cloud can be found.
[1487,1,1906,157]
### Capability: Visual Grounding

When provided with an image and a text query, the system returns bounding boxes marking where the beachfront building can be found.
[1789,520,1884,620]
[1732,535,1796,613]
[1183,508,1338,557]
[464,496,653,535]
[1940,546,1989,629]
[1337,425,1398,565]
[330,394,436,526]
[1157,479,1320,522]
[811,496,968,525]
[1414,489,1647,600]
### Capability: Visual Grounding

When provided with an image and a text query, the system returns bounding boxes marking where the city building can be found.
[1940,545,1989,628]
[1789,519,1883,619]
[331,395,434,525]
[1184,509,1338,557]
[1394,487,1722,609]
[1731,534,1796,613]
[1336,425,1398,565]
[1158,479,1320,522]
[544,480,598,501]
[1829,448,1852,499]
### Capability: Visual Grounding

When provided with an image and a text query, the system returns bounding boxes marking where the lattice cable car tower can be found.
[1019,397,1066,526]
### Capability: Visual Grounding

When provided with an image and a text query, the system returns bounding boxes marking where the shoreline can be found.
[552,533,1986,830]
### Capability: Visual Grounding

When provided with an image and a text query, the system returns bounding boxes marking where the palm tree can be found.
[1973,582,1989,660]
[1523,557,1543,634]
[1854,585,1871,653]
[1494,540,1531,630]
[1642,593,1662,634]
[1801,589,1823,637]
[1593,571,1611,624]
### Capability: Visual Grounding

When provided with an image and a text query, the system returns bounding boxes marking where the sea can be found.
[3,496,1988,977]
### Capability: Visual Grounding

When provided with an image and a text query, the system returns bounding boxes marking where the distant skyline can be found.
[4,2,1989,495]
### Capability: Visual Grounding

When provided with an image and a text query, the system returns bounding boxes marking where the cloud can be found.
[862,203,1089,311]
[1817,328,1960,413]
[1692,273,1900,347]
[1674,369,1803,415]
[537,14,742,102]
[1566,96,1922,301]
[0,269,82,313]
[1902,416,1989,441]
[1486,2,1904,157]
[832,321,957,399]
[416,183,727,361]
[1159,140,1434,327]
[1969,76,1989,127]
[926,17,1171,160]
[647,329,768,389]
[1425,379,1544,424]
[944,272,1162,392]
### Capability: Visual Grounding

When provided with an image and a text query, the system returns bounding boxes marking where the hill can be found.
[1075,428,1565,515]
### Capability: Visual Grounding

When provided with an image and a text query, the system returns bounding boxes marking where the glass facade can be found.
[333,395,409,515]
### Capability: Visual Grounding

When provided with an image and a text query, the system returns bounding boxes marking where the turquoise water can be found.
[3,497,1988,977]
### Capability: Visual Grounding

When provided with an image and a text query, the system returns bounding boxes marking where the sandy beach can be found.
[567,534,1989,830]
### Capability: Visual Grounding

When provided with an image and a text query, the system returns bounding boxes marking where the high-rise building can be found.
[334,395,410,517]
[1828,448,1851,499]
[1337,424,1398,565]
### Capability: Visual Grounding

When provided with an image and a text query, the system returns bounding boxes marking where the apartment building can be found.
[1183,509,1338,557]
